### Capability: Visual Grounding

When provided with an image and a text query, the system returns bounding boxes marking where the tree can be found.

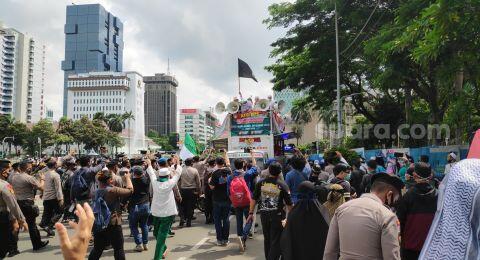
[265,0,396,125]
[57,117,76,152]
[290,98,313,125]
[24,119,56,155]
[291,124,304,146]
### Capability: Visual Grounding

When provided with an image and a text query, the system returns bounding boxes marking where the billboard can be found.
[231,111,270,136]
[229,135,274,156]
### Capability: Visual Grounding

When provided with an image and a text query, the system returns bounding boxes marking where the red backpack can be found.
[229,176,251,207]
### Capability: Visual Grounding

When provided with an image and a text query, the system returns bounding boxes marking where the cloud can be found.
[0,0,287,121]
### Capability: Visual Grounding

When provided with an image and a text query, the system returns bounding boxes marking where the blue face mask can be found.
[345,173,351,181]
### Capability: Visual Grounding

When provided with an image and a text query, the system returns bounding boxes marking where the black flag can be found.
[238,58,258,82]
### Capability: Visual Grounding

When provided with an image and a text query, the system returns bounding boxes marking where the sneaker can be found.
[242,237,248,249]
[135,245,143,252]
[46,228,55,237]
[216,240,223,246]
[223,240,230,246]
[238,237,245,252]
[33,240,49,251]
[248,232,253,239]
[186,221,192,227]
[143,244,148,251]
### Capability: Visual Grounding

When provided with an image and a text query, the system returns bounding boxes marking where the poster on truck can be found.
[231,111,270,136]
[229,135,274,157]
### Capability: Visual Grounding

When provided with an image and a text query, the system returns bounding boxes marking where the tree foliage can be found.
[266,0,480,146]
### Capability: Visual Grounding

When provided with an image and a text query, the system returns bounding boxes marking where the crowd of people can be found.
[0,147,478,260]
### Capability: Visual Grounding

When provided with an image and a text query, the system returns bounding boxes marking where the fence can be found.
[355,145,470,174]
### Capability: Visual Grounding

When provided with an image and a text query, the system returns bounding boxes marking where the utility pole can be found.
[334,1,342,143]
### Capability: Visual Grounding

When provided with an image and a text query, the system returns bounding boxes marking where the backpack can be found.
[92,187,112,233]
[71,171,89,200]
[314,181,332,204]
[229,176,251,208]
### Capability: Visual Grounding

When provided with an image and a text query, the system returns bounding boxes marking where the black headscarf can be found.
[281,181,330,260]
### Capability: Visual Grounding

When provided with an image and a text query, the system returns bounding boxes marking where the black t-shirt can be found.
[209,168,231,203]
[130,175,150,206]
[253,177,292,214]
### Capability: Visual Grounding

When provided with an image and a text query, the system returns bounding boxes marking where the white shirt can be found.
[147,166,181,218]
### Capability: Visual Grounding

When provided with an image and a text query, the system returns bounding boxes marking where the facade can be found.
[61,4,124,115]
[143,73,177,135]
[46,108,54,121]
[66,71,145,154]
[273,88,303,114]
[179,109,215,146]
[0,22,45,123]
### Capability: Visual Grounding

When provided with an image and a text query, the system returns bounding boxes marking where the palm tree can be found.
[291,98,313,125]
[105,114,124,133]
[93,112,107,125]
[291,124,304,146]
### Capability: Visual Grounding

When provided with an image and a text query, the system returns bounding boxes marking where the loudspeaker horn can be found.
[254,99,270,111]
[277,100,286,112]
[215,102,226,114]
[227,101,240,114]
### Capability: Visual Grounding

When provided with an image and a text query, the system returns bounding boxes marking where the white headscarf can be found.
[420,159,480,259]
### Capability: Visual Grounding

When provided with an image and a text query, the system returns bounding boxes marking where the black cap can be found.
[371,173,405,194]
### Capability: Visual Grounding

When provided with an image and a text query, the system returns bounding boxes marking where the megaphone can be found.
[227,101,240,114]
[254,99,269,111]
[215,102,226,114]
[277,100,286,113]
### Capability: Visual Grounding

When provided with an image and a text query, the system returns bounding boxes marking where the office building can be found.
[273,88,303,114]
[61,4,123,115]
[46,108,54,122]
[179,109,215,146]
[0,22,45,123]
[144,73,177,135]
[66,71,145,153]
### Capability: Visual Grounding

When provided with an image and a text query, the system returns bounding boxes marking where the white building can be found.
[179,109,215,146]
[66,71,145,154]
[273,88,303,115]
[0,22,45,123]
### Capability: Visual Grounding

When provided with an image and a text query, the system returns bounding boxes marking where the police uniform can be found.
[324,173,404,260]
[0,179,25,258]
[10,171,45,249]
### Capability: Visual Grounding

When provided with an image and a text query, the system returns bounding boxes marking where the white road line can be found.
[192,237,210,250]
[177,257,187,260]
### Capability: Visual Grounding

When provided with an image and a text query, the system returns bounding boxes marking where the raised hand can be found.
[55,203,94,260]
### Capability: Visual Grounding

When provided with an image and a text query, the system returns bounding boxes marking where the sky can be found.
[0,0,290,120]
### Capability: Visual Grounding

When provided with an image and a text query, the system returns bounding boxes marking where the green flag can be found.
[179,133,197,160]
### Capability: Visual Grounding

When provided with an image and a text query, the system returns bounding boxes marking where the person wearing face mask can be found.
[329,164,355,198]
[9,159,49,254]
[396,162,437,260]
[324,172,404,260]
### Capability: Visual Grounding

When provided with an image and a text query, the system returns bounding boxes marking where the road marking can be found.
[177,257,187,260]
[192,237,210,250]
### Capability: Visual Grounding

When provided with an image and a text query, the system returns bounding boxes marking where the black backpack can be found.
[313,181,332,204]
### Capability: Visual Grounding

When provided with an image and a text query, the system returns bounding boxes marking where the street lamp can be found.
[338,92,361,140]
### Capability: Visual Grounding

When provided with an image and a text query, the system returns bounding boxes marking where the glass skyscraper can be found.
[61,4,123,115]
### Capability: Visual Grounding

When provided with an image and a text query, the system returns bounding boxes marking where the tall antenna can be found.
[167,58,170,75]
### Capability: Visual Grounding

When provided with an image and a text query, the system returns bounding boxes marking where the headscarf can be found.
[420,159,480,259]
[281,181,330,260]
[323,184,345,220]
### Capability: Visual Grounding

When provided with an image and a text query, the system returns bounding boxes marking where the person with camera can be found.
[9,159,49,253]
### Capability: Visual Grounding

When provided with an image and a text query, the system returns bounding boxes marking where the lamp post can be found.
[334,1,341,142]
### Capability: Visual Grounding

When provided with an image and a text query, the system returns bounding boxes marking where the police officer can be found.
[324,173,404,260]
[0,159,28,258]
[10,159,49,251]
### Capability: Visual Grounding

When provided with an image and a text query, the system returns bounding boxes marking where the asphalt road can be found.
[11,205,266,260]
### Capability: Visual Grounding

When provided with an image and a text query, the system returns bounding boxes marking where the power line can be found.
[340,0,380,56]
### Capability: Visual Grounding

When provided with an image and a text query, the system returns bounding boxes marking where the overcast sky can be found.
[0,0,290,120]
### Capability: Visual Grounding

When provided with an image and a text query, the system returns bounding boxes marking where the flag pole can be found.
[238,76,242,100]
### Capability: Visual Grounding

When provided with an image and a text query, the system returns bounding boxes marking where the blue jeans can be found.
[128,203,150,245]
[234,206,250,237]
[213,201,230,242]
